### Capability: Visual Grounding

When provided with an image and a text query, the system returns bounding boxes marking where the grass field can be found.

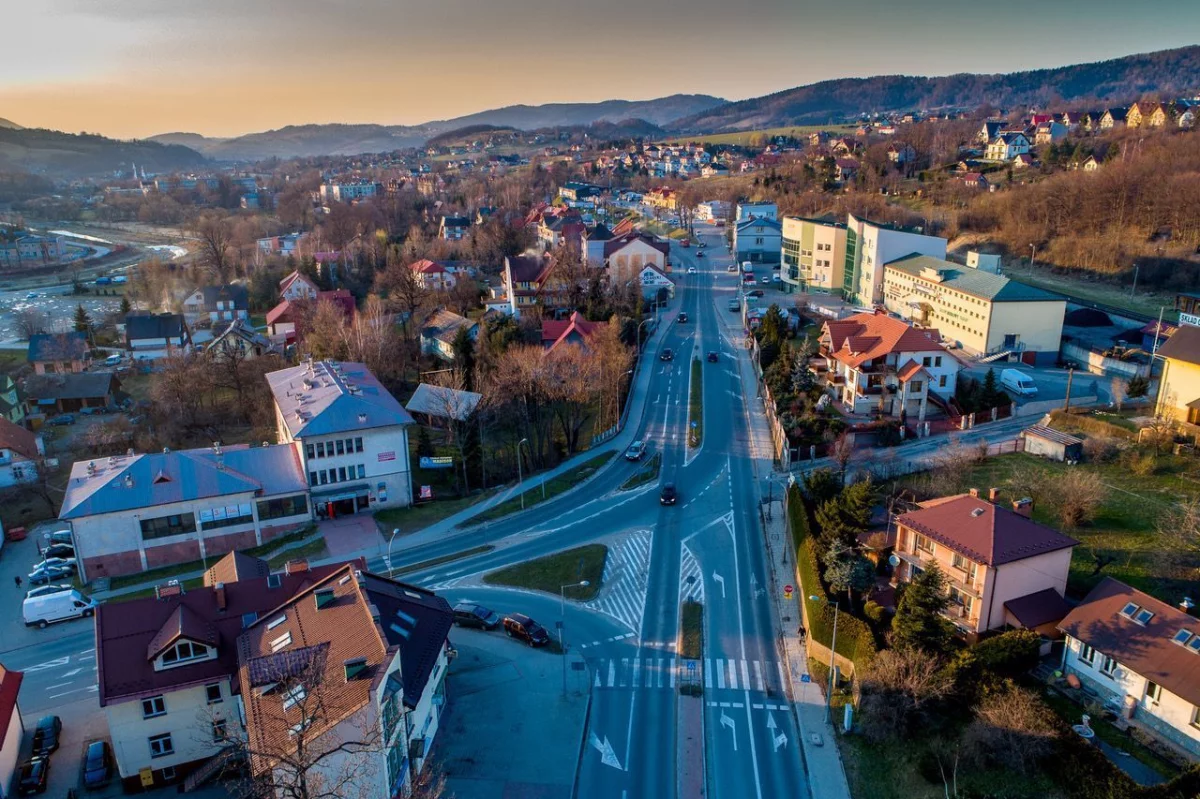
[1001,261,1180,321]
[483,544,607,601]
[620,452,661,491]
[679,600,703,660]
[392,545,494,577]
[467,452,615,525]
[664,124,857,147]
[375,490,499,538]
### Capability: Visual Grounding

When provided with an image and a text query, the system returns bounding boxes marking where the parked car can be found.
[79,407,106,416]
[47,414,75,426]
[728,299,741,312]
[46,530,73,546]
[707,351,720,363]
[23,589,96,627]
[696,251,705,258]
[41,544,75,560]
[33,557,76,573]
[503,613,550,647]
[16,758,49,795]
[761,276,771,284]
[25,584,72,600]
[31,716,62,756]
[28,563,76,586]
[747,289,764,298]
[1000,368,1038,397]
[676,312,689,323]
[726,264,737,272]
[659,483,678,506]
[660,348,674,362]
[83,740,112,789]
[452,602,501,630]
[772,274,782,283]
[624,441,647,461]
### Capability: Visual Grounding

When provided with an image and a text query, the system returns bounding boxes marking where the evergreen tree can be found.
[72,304,92,333]
[979,368,1002,410]
[839,477,876,531]
[802,468,841,506]
[892,563,955,656]
[416,426,435,459]
[451,328,477,392]
[824,547,876,605]
[119,296,132,316]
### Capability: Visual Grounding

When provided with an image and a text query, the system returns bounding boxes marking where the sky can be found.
[2,0,1199,139]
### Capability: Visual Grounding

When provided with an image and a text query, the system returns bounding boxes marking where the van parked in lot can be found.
[23,589,97,628]
[1000,368,1038,397]
[104,354,122,366]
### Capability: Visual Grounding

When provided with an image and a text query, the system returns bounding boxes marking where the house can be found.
[558,182,602,203]
[638,264,676,302]
[502,254,556,317]
[1154,324,1200,425]
[0,664,24,799]
[438,215,471,241]
[419,309,478,362]
[1147,103,1177,128]
[695,200,730,222]
[536,213,584,252]
[319,180,379,202]
[181,285,249,324]
[893,491,1077,640]
[27,331,89,374]
[882,254,1066,361]
[236,565,452,799]
[1126,102,1147,128]
[1022,425,1083,463]
[125,313,193,361]
[405,383,482,428]
[0,375,23,426]
[266,290,355,343]
[267,359,414,514]
[644,187,678,211]
[279,271,319,302]
[94,553,360,792]
[780,216,847,295]
[985,132,1031,161]
[542,312,606,354]
[1100,108,1127,129]
[60,443,313,582]
[735,202,777,222]
[834,158,860,183]
[959,172,990,190]
[579,223,615,266]
[1011,152,1034,169]
[206,318,279,361]
[0,417,44,489]
[1059,577,1200,759]
[409,260,457,291]
[818,310,961,419]
[842,213,947,306]
[22,372,121,415]
[257,233,309,258]
[887,143,916,164]
[1076,155,1101,172]
[604,233,669,283]
[734,216,782,268]
[977,120,1004,143]
[1034,121,1068,145]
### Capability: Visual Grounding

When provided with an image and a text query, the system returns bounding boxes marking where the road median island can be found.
[483,544,607,601]
[465,452,616,526]
[679,599,704,695]
[688,358,703,448]
[620,452,661,490]
[392,544,495,577]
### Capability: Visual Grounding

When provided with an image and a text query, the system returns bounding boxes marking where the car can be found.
[16,758,49,795]
[761,276,771,284]
[503,613,550,647]
[747,289,764,298]
[695,251,705,258]
[452,602,501,630]
[33,557,76,573]
[624,441,647,461]
[24,291,37,300]
[676,312,689,323]
[46,530,73,546]
[726,264,737,272]
[660,348,674,362]
[41,543,75,559]
[28,563,75,586]
[772,274,782,283]
[31,716,61,756]
[47,414,75,426]
[103,354,122,366]
[707,351,720,362]
[659,483,678,505]
[83,740,112,790]
[687,266,697,274]
[25,584,73,600]
[79,407,106,416]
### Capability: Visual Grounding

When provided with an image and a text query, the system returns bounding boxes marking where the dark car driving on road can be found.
[707,351,720,362]
[660,348,673,361]
[624,441,647,461]
[676,312,689,323]
[660,483,678,505]
[453,602,501,630]
[503,613,550,646]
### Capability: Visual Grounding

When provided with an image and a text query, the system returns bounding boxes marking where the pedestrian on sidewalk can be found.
[13,575,22,589]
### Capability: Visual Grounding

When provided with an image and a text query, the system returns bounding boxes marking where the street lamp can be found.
[636,318,654,355]
[386,528,400,578]
[516,438,530,510]
[560,580,591,695]
[809,594,840,723]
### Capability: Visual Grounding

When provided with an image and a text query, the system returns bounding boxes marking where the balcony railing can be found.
[896,549,982,598]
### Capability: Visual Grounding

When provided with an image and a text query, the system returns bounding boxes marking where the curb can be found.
[570,687,595,799]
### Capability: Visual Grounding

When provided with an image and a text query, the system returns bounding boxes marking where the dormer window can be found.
[162,640,211,667]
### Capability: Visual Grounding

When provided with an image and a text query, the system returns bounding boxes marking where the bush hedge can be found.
[788,485,877,670]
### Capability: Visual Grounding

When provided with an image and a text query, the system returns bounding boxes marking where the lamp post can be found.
[560,580,591,695]
[637,318,653,356]
[516,438,530,510]
[809,594,840,723]
[386,528,400,577]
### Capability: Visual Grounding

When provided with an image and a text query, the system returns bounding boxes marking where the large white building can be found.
[267,360,415,515]
[842,214,947,306]
[0,234,66,268]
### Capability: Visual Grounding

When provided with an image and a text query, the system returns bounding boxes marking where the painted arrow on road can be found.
[589,732,624,770]
[720,711,738,751]
[20,657,69,673]
[712,572,725,598]
[766,713,789,752]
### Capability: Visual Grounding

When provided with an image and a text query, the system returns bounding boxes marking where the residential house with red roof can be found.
[818,310,961,420]
[266,289,356,344]
[0,664,24,798]
[409,260,456,291]
[0,416,43,489]
[893,490,1077,641]
[278,270,319,303]
[1059,578,1200,759]
[541,312,606,353]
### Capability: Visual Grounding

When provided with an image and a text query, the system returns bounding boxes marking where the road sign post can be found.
[783,584,793,600]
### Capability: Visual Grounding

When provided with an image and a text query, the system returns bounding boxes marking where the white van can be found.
[1000,368,1038,397]
[104,354,122,366]
[741,261,754,274]
[23,589,97,628]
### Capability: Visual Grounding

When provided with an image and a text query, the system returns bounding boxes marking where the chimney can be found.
[285,559,309,575]
[1012,498,1033,518]
[988,487,1000,503]
[1181,597,1195,615]
[969,488,980,498]
[214,582,227,611]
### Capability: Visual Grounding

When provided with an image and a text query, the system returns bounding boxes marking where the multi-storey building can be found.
[842,214,947,306]
[780,216,846,294]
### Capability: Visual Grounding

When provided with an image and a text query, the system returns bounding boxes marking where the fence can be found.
[748,335,792,469]
[1061,340,1151,381]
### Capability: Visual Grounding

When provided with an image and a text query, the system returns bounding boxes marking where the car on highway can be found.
[761,276,771,284]
[624,441,647,461]
[47,414,75,426]
[687,266,697,274]
[659,483,678,506]
[41,543,75,560]
[24,291,37,300]
[676,312,689,323]
[726,264,737,272]
[82,740,113,790]
[25,584,72,600]
[503,613,550,647]
[695,251,705,258]
[452,602,501,630]
[747,289,764,298]
[660,348,674,361]
[707,351,720,362]
[31,715,62,756]
[16,758,49,795]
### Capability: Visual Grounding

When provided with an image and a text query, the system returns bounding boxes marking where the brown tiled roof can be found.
[205,551,271,587]
[1004,588,1073,629]
[507,254,554,284]
[896,359,927,382]
[897,494,1078,566]
[603,232,669,259]
[1060,578,1200,707]
[1157,324,1200,367]
[0,417,38,460]
[822,311,944,369]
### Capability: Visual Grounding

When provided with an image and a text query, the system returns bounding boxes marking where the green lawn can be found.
[1041,688,1179,779]
[483,544,607,601]
[466,452,615,525]
[375,490,500,538]
[688,358,703,448]
[620,452,661,490]
[679,600,703,660]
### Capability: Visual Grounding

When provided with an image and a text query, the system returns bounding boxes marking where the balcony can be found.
[895,549,982,599]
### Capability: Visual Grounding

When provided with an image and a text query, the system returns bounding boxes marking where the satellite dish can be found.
[888,554,901,568]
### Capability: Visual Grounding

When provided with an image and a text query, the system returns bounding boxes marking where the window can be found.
[212,719,227,743]
[161,640,210,666]
[1079,643,1096,664]
[1100,655,1117,676]
[140,513,197,541]
[305,444,315,460]
[319,470,328,485]
[142,695,166,718]
[309,471,317,487]
[939,375,947,388]
[336,440,345,456]
[316,442,325,458]
[206,683,223,704]
[1135,608,1155,626]
[357,465,366,479]
[355,438,364,453]
[935,356,942,367]
[913,533,935,555]
[271,632,293,652]
[1173,629,1194,646]
[909,380,923,393]
[339,467,347,482]
[161,766,176,780]
[1147,681,1162,704]
[922,356,931,367]
[148,733,174,758]
[199,503,254,531]
[282,684,306,711]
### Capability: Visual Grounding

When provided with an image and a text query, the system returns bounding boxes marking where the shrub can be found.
[1082,436,1121,463]
[972,630,1041,678]
[863,600,887,624]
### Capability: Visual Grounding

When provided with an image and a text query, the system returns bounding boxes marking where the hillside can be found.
[0,118,22,131]
[431,94,725,131]
[673,46,1200,131]
[0,127,206,178]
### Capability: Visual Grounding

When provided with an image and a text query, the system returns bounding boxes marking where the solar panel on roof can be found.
[247,643,328,687]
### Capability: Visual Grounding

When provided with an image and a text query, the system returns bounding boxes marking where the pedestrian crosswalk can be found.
[583,529,652,634]
[590,656,787,695]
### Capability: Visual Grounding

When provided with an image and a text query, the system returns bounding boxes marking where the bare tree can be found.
[828,431,855,485]
[961,683,1057,776]
[193,213,235,282]
[1051,468,1105,530]
[14,307,49,339]
[858,647,954,743]
[1154,496,1200,580]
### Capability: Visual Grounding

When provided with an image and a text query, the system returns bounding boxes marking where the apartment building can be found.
[842,214,947,306]
[882,254,1066,361]
[319,181,379,202]
[780,216,847,294]
[0,234,66,268]
[893,491,1077,640]
[734,216,782,267]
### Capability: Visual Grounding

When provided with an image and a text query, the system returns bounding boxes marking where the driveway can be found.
[0,521,93,654]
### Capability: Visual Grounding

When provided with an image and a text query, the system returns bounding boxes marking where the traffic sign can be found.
[783,584,794,600]
[800,674,811,683]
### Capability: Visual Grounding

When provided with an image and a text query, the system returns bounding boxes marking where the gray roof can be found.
[405,383,482,421]
[199,284,249,310]
[125,312,189,341]
[884,255,1064,303]
[736,217,782,233]
[28,332,88,363]
[267,360,413,439]
[24,372,118,401]
[59,443,307,520]
[420,309,477,346]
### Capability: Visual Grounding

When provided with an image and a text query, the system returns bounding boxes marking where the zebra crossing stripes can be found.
[593,657,680,689]
[603,657,788,694]
[678,543,704,604]
[583,529,652,634]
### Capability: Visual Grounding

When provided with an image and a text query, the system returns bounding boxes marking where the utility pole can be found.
[1130,264,1139,299]
[1063,366,1075,412]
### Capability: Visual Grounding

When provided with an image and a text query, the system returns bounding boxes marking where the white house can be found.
[419,310,478,362]
[279,271,319,302]
[985,132,1031,161]
[124,313,193,362]
[695,200,731,222]
[0,418,43,489]
[604,234,669,284]
[735,202,777,222]
[409,260,456,291]
[734,217,782,267]
[181,285,249,325]
[638,264,676,302]
[1060,578,1200,760]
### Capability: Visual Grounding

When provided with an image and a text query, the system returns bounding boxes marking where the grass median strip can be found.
[392,544,494,577]
[680,600,703,660]
[466,452,615,525]
[483,544,607,601]
[620,452,662,490]
[688,358,703,448]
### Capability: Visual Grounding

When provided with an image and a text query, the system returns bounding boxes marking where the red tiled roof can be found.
[542,312,605,352]
[0,664,23,745]
[409,259,446,274]
[0,417,38,460]
[1060,578,1200,707]
[603,232,669,259]
[317,289,356,318]
[822,311,944,369]
[146,603,220,661]
[896,359,928,382]
[897,494,1078,567]
[265,299,291,326]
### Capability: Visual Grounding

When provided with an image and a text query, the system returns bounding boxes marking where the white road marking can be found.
[754,660,764,692]
[48,687,90,699]
[716,661,726,689]
[740,660,750,690]
[728,659,738,690]
[705,660,713,689]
